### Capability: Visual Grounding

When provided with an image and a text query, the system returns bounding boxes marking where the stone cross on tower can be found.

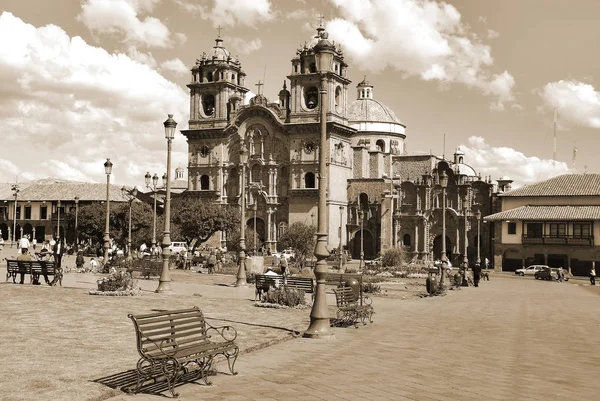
[217,25,223,38]
[255,81,264,95]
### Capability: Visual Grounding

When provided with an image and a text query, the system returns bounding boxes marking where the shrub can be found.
[96,270,137,292]
[263,286,306,307]
[381,248,408,267]
[361,281,381,294]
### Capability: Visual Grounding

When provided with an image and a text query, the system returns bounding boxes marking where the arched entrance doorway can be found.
[351,229,375,260]
[0,223,8,240]
[433,235,452,261]
[246,217,265,253]
[23,223,33,238]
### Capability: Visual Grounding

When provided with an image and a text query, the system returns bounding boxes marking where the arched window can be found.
[309,63,316,73]
[459,156,464,163]
[200,175,210,190]
[202,94,215,116]
[304,86,319,109]
[304,172,315,188]
[207,71,213,82]
[231,73,236,81]
[251,164,261,183]
[403,234,411,246]
[359,193,369,209]
[376,139,385,152]
[220,72,224,80]
[335,86,342,110]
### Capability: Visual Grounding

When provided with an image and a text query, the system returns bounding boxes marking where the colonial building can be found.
[181,27,496,261]
[0,179,131,244]
[484,174,600,275]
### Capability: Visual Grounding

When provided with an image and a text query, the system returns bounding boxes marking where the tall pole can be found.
[359,210,364,269]
[338,206,344,270]
[57,200,61,240]
[462,200,469,286]
[104,166,111,263]
[476,210,482,266]
[156,114,176,293]
[74,197,79,251]
[128,199,133,261]
[152,192,157,252]
[304,52,332,338]
[440,184,447,288]
[12,186,18,247]
[235,154,248,286]
[253,203,257,255]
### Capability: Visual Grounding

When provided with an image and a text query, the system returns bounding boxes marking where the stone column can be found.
[266,207,272,243]
[273,168,278,197]
[414,221,419,258]
[260,138,264,158]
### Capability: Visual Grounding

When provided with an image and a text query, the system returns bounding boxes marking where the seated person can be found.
[17,249,31,284]
[264,266,281,287]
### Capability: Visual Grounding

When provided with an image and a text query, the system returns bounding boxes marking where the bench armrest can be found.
[362,295,373,306]
[205,322,238,342]
[145,336,180,358]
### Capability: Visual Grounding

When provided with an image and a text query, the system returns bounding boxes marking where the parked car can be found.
[365,256,382,267]
[169,241,188,254]
[515,265,547,276]
[535,267,569,281]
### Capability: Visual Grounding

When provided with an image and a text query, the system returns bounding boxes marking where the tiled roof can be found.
[0,179,132,202]
[484,205,600,221]
[501,174,600,197]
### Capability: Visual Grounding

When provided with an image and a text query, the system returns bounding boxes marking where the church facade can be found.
[180,27,496,265]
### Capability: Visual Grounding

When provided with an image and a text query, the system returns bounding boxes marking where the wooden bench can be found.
[333,286,374,328]
[254,274,314,300]
[127,259,162,279]
[127,306,239,398]
[6,259,61,285]
[324,273,365,303]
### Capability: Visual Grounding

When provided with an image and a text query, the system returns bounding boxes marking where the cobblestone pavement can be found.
[106,276,600,401]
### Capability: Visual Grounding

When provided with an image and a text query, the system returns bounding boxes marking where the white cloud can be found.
[126,45,157,67]
[487,29,499,39]
[225,36,263,55]
[160,58,189,76]
[175,0,273,27]
[539,80,600,128]
[0,12,189,185]
[460,136,570,187]
[77,0,184,48]
[326,0,516,110]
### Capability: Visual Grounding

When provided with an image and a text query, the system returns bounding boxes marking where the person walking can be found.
[590,265,596,286]
[472,262,482,288]
[53,237,63,269]
[19,234,30,254]
[280,256,288,277]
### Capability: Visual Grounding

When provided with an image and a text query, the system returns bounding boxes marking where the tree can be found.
[278,222,316,267]
[226,227,259,254]
[171,197,240,244]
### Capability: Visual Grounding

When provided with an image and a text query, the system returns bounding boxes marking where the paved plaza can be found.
[100,275,600,401]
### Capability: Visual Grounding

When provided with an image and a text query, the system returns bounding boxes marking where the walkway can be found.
[107,276,600,400]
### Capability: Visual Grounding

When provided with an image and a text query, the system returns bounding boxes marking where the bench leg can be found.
[162,358,182,398]
[225,345,239,376]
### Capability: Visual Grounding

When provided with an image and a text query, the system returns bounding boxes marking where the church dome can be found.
[454,163,477,177]
[348,98,404,125]
[206,38,230,61]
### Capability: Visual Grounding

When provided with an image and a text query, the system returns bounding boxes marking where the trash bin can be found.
[426,267,439,294]
[340,277,360,299]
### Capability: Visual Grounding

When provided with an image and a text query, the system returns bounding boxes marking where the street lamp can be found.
[461,198,469,286]
[156,114,177,293]
[74,196,79,251]
[338,206,344,271]
[121,186,138,261]
[145,172,160,254]
[358,209,365,269]
[475,209,482,266]
[305,31,335,338]
[439,169,448,289]
[235,144,249,287]
[103,158,113,263]
[253,202,258,255]
[57,200,61,241]
[11,184,19,247]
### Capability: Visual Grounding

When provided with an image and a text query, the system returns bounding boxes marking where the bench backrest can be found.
[6,259,19,271]
[128,306,210,359]
[333,287,359,308]
[30,260,56,274]
[255,274,280,288]
[283,277,314,293]
[324,273,363,286]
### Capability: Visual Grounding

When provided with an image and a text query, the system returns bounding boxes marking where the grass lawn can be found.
[0,268,309,401]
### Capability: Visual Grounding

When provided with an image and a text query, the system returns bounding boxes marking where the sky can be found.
[1,0,599,189]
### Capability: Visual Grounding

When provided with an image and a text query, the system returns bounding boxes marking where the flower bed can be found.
[89,270,140,296]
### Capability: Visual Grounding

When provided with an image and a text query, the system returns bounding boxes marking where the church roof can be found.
[484,205,600,221]
[454,163,477,177]
[501,174,600,197]
[207,38,230,61]
[0,179,131,202]
[347,98,404,126]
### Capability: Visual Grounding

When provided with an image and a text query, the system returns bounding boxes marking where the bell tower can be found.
[287,24,351,124]
[188,35,249,129]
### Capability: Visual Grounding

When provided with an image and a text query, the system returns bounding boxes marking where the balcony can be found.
[522,235,594,246]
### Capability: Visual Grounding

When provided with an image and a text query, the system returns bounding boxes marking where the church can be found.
[180,26,496,266]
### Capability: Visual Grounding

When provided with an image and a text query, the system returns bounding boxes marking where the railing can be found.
[522,235,594,246]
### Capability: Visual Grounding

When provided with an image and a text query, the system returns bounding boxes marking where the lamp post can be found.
[156,114,177,293]
[74,196,79,251]
[235,144,249,286]
[475,209,482,266]
[57,200,61,240]
[338,206,344,270]
[358,209,364,269]
[145,172,160,254]
[304,32,335,338]
[439,169,448,288]
[462,198,469,286]
[11,184,19,247]
[253,203,257,255]
[122,186,138,261]
[103,158,113,263]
